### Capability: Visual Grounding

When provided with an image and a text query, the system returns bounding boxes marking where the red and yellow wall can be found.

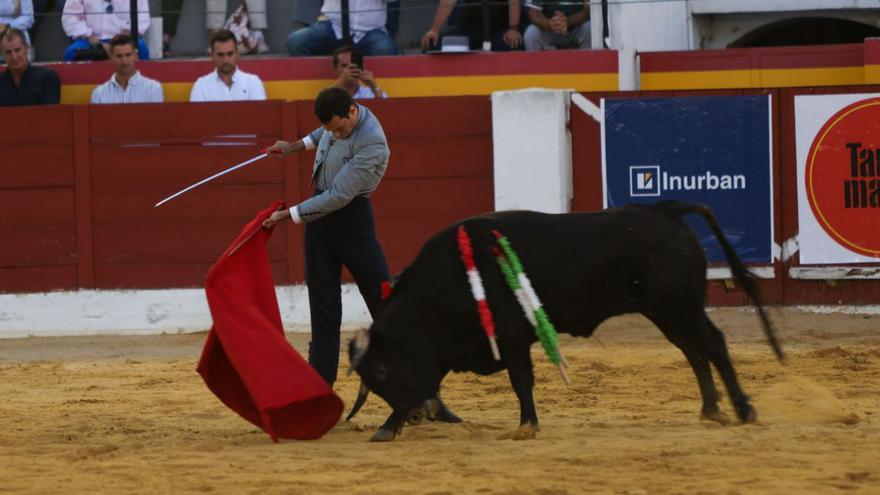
[37,39,880,102]
[640,40,880,90]
[47,50,620,104]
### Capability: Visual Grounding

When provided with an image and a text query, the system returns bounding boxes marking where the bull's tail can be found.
[661,201,784,362]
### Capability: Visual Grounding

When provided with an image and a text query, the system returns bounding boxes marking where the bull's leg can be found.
[370,411,406,442]
[504,345,539,439]
[651,314,729,424]
[700,316,757,423]
[677,343,730,425]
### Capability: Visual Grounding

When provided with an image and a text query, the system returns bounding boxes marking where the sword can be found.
[154,152,270,208]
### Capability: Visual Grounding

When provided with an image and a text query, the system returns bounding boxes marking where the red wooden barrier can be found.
[1,106,78,292]
[3,91,877,305]
[0,97,494,292]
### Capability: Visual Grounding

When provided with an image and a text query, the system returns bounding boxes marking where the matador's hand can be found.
[262,209,291,229]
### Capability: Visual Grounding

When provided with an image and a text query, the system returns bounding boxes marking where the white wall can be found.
[694,10,880,49]
[492,89,572,214]
[596,0,880,90]
[0,285,371,338]
[600,2,690,90]
[691,0,880,14]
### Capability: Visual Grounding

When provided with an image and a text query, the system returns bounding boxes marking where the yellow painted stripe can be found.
[641,69,754,90]
[865,64,880,84]
[641,67,864,90]
[60,73,618,104]
[375,73,619,97]
[759,67,864,87]
[60,85,95,104]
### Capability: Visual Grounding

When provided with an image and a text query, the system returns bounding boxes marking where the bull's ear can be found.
[350,328,371,368]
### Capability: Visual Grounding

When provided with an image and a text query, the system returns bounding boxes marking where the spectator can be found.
[207,0,266,52]
[385,0,398,38]
[162,0,183,57]
[221,4,267,55]
[30,0,48,37]
[286,0,398,57]
[291,0,320,32]
[332,45,386,99]
[0,0,34,48]
[91,34,163,104]
[523,0,590,51]
[421,0,522,52]
[0,28,59,106]
[61,0,150,61]
[190,28,265,102]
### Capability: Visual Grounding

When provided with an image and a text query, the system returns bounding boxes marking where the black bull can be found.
[349,201,784,441]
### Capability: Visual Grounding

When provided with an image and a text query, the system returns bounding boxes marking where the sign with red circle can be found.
[805,98,880,258]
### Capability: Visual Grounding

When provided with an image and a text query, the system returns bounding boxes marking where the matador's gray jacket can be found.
[287,104,389,223]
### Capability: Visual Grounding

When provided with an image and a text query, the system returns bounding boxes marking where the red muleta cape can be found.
[197,201,343,441]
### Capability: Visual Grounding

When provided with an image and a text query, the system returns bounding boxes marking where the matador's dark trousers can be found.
[303,194,390,385]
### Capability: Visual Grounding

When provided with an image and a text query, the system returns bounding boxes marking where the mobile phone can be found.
[351,51,364,70]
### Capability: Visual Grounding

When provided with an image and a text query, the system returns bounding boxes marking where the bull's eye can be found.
[375,364,388,382]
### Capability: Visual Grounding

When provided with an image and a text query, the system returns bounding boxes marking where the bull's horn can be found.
[345,382,370,421]
[350,328,371,368]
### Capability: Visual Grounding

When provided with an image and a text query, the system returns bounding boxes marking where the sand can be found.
[0,307,878,494]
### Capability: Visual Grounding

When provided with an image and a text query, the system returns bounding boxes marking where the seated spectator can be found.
[290,0,320,32]
[0,28,59,106]
[523,0,590,51]
[332,45,386,99]
[208,0,267,54]
[190,28,266,102]
[161,0,183,57]
[221,4,268,55]
[286,0,398,57]
[61,0,150,61]
[385,0,399,38]
[91,34,163,104]
[421,0,522,52]
[0,0,34,48]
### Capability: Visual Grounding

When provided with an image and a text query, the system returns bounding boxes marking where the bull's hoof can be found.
[736,403,758,424]
[499,423,538,441]
[406,407,427,425]
[428,399,462,424]
[700,409,732,426]
[369,428,398,442]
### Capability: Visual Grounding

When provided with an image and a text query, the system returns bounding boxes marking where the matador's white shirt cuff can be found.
[302,136,316,150]
[289,205,303,224]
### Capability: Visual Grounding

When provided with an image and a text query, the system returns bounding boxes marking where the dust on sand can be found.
[0,308,878,494]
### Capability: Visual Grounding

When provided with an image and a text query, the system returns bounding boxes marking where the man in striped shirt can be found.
[90,34,163,104]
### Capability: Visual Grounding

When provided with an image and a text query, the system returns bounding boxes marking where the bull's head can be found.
[348,323,442,426]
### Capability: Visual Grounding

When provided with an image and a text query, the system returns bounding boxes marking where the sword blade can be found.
[154,153,269,208]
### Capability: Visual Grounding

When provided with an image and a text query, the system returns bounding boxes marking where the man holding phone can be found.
[332,45,388,99]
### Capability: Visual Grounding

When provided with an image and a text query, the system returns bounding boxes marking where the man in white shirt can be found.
[286,0,399,56]
[332,45,387,99]
[91,34,163,104]
[61,0,150,61]
[190,28,266,102]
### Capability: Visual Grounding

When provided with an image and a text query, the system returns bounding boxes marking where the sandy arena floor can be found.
[0,308,878,494]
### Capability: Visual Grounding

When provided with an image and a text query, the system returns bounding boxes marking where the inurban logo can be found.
[629,165,747,197]
[630,166,660,197]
